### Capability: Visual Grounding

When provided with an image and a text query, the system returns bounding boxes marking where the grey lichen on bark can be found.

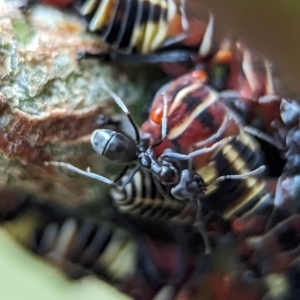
[0,0,148,206]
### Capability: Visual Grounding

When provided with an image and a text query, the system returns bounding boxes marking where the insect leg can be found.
[77,50,197,64]
[244,126,280,148]
[118,165,140,189]
[198,14,215,57]
[264,59,275,95]
[215,165,266,182]
[160,136,234,161]
[241,49,261,95]
[158,0,189,48]
[194,199,211,254]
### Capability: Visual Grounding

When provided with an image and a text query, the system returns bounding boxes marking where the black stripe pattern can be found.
[109,168,193,222]
[2,200,137,282]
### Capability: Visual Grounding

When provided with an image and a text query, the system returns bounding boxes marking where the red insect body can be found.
[141,70,241,166]
[236,214,300,274]
[208,43,281,133]
[141,69,271,222]
[175,270,266,300]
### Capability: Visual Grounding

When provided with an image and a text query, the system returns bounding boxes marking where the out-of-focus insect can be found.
[141,70,271,224]
[174,270,267,300]
[0,188,205,300]
[46,81,239,252]
[0,190,138,283]
[234,213,300,289]
[230,99,300,236]
[270,99,300,175]
[230,99,300,278]
[206,42,282,135]
[76,0,217,65]
[22,0,218,66]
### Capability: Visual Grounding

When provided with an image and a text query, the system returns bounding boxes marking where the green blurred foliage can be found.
[0,230,131,300]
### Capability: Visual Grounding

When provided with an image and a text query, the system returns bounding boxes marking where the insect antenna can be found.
[99,81,141,144]
[44,161,117,187]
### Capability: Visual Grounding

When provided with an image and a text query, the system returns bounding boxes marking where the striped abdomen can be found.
[141,71,272,220]
[141,71,241,160]
[77,0,215,55]
[109,168,195,223]
[198,132,272,220]
[2,200,137,282]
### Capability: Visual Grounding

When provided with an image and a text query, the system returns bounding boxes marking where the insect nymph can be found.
[22,0,216,65]
[141,70,270,222]
[47,81,228,207]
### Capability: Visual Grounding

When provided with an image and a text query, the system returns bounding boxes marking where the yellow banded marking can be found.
[51,218,77,259]
[89,0,111,31]
[220,141,265,219]
[194,116,229,148]
[108,241,136,279]
[150,0,169,51]
[80,0,99,15]
[195,132,266,219]
[142,0,160,53]
[168,83,219,140]
[97,232,126,266]
[4,211,41,246]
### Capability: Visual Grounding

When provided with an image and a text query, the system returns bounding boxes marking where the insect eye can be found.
[150,106,164,125]
[191,70,208,82]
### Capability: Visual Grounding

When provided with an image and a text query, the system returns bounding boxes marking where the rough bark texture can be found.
[0,0,147,206]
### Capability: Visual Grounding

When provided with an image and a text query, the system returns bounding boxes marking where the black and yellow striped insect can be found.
[77,0,216,64]
[141,70,273,224]
[46,75,269,252]
[0,190,138,283]
[0,188,206,300]
[21,0,216,64]
[109,167,197,223]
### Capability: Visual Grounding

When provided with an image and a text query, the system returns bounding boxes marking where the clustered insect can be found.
[0,188,205,300]
[22,0,217,65]
[5,0,300,299]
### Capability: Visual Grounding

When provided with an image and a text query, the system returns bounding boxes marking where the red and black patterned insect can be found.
[46,81,237,254]
[141,69,270,225]
[206,42,282,135]
[230,98,300,279]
